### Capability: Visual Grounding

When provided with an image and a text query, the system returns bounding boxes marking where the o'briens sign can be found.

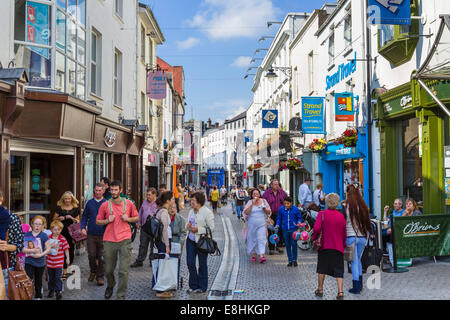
[402,221,440,237]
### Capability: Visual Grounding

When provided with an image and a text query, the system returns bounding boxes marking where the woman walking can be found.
[243,189,271,263]
[169,202,187,290]
[53,191,80,280]
[186,192,215,294]
[311,193,347,300]
[344,185,373,294]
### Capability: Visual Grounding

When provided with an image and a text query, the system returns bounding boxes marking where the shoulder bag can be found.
[4,231,34,300]
[195,226,221,256]
[312,211,324,251]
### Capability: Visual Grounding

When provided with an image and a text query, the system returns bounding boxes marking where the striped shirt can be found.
[46,234,69,269]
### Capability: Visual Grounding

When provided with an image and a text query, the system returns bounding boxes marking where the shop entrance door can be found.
[10,152,74,225]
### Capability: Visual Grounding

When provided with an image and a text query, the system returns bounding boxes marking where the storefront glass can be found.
[343,159,363,193]
[29,154,51,212]
[401,117,423,204]
[84,151,105,201]
[10,155,26,213]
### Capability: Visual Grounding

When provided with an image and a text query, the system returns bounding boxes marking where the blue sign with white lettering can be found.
[301,97,326,134]
[262,110,278,128]
[368,0,411,25]
[326,52,357,91]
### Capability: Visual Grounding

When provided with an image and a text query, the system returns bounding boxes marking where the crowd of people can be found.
[0,175,423,301]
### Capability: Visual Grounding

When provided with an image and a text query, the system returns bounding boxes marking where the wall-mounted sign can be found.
[301,97,326,134]
[262,110,278,128]
[368,0,411,25]
[104,128,117,148]
[289,117,302,135]
[26,1,50,59]
[243,130,254,143]
[147,71,167,99]
[335,92,355,122]
[326,52,357,91]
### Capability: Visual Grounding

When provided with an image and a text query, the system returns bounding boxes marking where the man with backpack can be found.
[130,188,158,268]
[96,180,139,300]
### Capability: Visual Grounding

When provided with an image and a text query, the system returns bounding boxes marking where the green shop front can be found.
[374,79,450,215]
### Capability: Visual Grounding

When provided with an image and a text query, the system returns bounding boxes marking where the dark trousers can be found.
[175,198,180,212]
[47,267,63,292]
[268,212,284,250]
[186,238,208,291]
[136,230,152,263]
[87,235,104,278]
[62,229,75,269]
[25,264,45,298]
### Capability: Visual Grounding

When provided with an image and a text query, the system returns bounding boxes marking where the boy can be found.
[47,220,70,300]
[276,196,302,267]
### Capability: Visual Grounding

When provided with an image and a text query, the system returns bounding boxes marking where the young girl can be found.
[23,215,53,300]
[47,220,70,300]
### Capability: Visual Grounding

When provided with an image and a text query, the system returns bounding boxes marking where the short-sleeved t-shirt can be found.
[96,198,139,243]
[46,234,70,269]
[211,190,220,202]
[24,231,49,268]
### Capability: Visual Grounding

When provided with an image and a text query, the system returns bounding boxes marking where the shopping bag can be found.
[152,257,178,292]
[68,223,87,242]
[0,269,5,300]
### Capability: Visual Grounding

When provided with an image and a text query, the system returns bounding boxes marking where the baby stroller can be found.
[296,207,318,251]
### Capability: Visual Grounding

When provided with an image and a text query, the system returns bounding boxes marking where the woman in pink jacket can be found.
[311,193,347,300]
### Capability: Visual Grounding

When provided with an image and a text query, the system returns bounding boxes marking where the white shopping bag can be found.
[152,257,178,292]
[171,242,181,255]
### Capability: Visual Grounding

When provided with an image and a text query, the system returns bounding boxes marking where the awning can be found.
[413,15,450,117]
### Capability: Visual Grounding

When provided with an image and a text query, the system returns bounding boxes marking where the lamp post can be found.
[265,66,292,81]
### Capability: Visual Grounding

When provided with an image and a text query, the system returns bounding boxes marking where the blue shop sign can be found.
[262,110,278,128]
[301,96,326,134]
[368,0,411,25]
[326,52,357,91]
[322,143,364,162]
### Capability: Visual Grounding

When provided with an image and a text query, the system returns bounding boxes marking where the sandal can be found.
[336,292,344,300]
[314,289,323,297]
[259,257,266,263]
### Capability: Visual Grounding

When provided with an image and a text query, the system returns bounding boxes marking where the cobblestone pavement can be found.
[56,202,450,300]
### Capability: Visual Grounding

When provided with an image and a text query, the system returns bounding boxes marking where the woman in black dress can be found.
[53,191,80,279]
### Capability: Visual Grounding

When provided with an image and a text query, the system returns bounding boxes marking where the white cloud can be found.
[231,56,252,68]
[176,37,201,50]
[187,0,280,40]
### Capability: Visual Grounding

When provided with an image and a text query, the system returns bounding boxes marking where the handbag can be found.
[0,266,5,300]
[312,211,324,251]
[4,250,34,300]
[152,257,179,292]
[195,226,221,256]
[344,222,357,262]
[68,222,87,242]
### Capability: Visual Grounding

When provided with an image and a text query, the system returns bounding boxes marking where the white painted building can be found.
[224,111,246,186]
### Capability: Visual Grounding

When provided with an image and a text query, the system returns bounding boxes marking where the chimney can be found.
[207,118,212,129]
[215,122,219,128]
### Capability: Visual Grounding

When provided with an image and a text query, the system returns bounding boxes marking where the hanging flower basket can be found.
[279,161,288,172]
[307,138,327,153]
[335,128,358,148]
[286,158,303,171]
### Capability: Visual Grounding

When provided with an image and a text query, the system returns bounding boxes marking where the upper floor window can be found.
[115,0,123,19]
[91,29,102,96]
[141,25,146,61]
[344,14,352,48]
[328,29,335,65]
[114,49,123,106]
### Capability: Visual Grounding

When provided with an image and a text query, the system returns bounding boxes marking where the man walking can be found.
[262,179,287,255]
[101,177,112,200]
[298,177,313,209]
[234,184,248,220]
[81,183,107,286]
[130,188,158,268]
[96,180,139,300]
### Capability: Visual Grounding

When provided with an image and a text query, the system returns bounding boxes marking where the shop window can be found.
[377,0,419,67]
[10,155,26,213]
[29,155,51,212]
[401,117,422,204]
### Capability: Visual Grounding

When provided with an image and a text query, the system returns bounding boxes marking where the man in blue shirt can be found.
[81,183,107,286]
[382,198,404,266]
[298,177,313,209]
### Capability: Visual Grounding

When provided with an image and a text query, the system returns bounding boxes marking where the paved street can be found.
[57,202,450,300]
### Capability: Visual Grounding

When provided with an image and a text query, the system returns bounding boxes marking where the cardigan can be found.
[187,206,215,243]
[311,209,347,254]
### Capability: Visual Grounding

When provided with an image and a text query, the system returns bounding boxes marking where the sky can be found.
[143,0,331,124]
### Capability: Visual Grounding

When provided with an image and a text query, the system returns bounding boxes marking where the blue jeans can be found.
[282,229,298,263]
[186,238,208,291]
[48,267,63,292]
[236,205,243,218]
[346,236,367,281]
[231,199,236,213]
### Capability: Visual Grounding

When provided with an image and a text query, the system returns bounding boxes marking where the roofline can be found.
[315,0,347,37]
[138,3,166,44]
[290,9,321,50]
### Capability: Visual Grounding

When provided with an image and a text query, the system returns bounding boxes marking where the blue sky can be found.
[143,0,331,123]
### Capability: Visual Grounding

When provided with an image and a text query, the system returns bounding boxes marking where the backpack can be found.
[142,208,164,243]
[106,198,137,242]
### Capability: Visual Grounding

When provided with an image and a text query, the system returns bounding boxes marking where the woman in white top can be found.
[185,192,215,294]
[243,189,271,263]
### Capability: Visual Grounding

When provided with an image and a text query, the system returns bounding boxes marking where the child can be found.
[17,215,31,270]
[275,196,302,267]
[23,215,52,300]
[46,220,70,300]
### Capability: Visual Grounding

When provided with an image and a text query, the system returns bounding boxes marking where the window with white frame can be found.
[115,0,123,19]
[114,49,122,106]
[344,13,352,48]
[141,92,146,124]
[141,25,146,61]
[91,28,102,96]
[328,29,335,65]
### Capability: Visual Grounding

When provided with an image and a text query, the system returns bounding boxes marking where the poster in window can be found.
[26,1,50,59]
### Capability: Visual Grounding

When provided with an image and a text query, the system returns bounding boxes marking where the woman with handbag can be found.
[185,192,214,294]
[0,191,24,299]
[311,193,347,300]
[344,185,373,295]
[243,189,271,264]
[53,191,80,280]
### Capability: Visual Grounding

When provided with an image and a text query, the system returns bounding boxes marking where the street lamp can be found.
[267,21,282,28]
[265,68,277,82]
[265,66,292,80]
[250,58,263,63]
[244,74,256,79]
[258,36,275,42]
[247,66,258,72]
[254,48,269,55]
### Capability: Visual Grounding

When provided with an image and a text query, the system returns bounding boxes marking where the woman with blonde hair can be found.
[403,198,422,216]
[53,191,80,279]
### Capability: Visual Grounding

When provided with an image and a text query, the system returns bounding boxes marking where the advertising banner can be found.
[335,92,355,122]
[393,215,450,259]
[301,97,326,134]
[262,110,278,128]
[243,130,254,143]
[26,1,50,59]
[147,71,167,99]
[368,0,411,25]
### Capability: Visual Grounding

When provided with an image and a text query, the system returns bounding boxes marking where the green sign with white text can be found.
[393,215,450,259]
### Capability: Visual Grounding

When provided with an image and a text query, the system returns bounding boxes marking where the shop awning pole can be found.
[417,79,450,118]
